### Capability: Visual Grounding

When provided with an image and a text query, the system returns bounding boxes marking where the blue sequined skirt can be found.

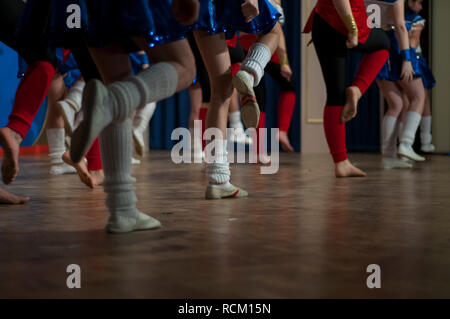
[194,0,281,39]
[20,0,189,48]
[21,0,280,49]
[377,30,422,82]
[417,57,436,89]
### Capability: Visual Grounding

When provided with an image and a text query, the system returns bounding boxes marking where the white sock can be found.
[420,116,432,145]
[240,43,272,86]
[209,181,232,189]
[99,119,138,219]
[229,111,243,129]
[108,63,178,121]
[382,116,398,158]
[205,140,230,184]
[400,112,422,147]
[46,128,66,164]
[190,127,203,154]
[134,102,157,134]
[66,80,85,112]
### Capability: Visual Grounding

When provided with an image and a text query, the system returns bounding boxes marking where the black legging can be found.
[0,0,57,66]
[311,13,390,106]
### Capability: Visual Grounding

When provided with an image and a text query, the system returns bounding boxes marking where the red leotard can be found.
[303,0,370,44]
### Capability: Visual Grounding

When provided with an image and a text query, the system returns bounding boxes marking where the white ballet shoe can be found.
[228,127,253,145]
[205,183,248,200]
[49,163,77,175]
[421,144,435,153]
[398,143,426,162]
[232,71,260,129]
[71,79,113,163]
[106,211,161,234]
[383,157,413,169]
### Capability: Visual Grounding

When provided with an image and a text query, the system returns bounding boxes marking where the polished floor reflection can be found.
[0,151,449,298]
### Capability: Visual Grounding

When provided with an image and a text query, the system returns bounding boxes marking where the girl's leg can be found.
[264,61,296,152]
[46,73,76,175]
[313,15,366,178]
[233,24,280,128]
[194,30,248,199]
[397,78,426,161]
[69,42,104,187]
[342,29,390,122]
[420,89,435,152]
[70,39,194,163]
[377,80,404,158]
[87,44,161,233]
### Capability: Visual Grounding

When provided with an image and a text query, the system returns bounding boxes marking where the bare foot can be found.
[335,159,367,178]
[89,169,104,187]
[62,151,95,188]
[278,131,294,152]
[341,86,362,123]
[0,127,23,185]
[0,188,29,204]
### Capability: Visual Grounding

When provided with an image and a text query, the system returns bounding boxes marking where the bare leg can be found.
[194,31,247,199]
[0,127,22,185]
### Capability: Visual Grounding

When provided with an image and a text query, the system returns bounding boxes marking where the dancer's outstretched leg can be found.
[71,39,193,163]
[233,24,281,128]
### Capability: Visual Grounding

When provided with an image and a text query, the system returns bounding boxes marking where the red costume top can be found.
[303,0,371,44]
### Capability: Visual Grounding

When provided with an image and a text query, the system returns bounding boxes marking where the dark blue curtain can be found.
[150,2,302,152]
[346,51,381,152]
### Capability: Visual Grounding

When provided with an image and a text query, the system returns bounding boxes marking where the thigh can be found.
[132,37,195,92]
[354,28,390,53]
[88,44,132,85]
[377,80,404,112]
[397,77,425,103]
[70,35,102,82]
[312,14,347,105]
[193,31,231,89]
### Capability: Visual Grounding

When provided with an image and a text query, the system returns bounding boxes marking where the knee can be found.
[180,54,197,90]
[410,91,425,107]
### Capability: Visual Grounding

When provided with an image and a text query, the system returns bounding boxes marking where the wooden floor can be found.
[0,151,449,298]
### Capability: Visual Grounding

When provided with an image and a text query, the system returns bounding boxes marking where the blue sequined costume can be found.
[365,0,422,82]
[405,11,436,89]
[22,0,280,49]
